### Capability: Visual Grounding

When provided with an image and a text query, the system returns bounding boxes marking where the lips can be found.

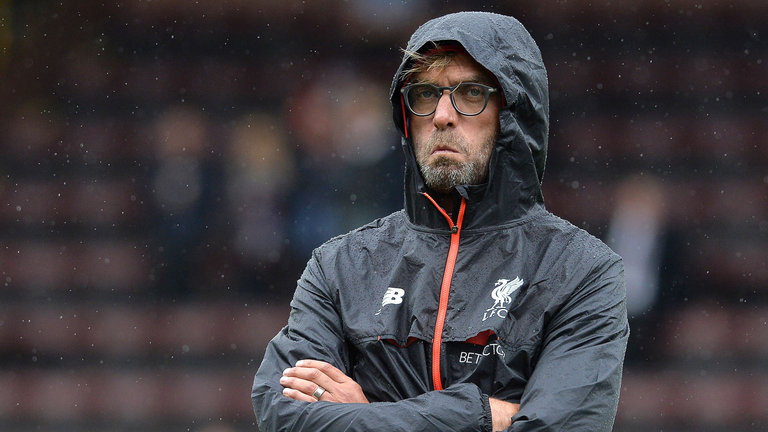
[422,131,467,159]
[432,145,460,155]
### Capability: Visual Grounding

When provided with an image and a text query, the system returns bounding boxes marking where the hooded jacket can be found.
[252,12,628,432]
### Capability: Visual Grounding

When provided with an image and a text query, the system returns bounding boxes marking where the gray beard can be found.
[420,156,485,194]
[416,130,493,194]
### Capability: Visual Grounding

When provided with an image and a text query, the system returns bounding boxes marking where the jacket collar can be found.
[404,136,544,231]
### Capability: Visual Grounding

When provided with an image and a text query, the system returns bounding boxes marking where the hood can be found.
[389,12,549,230]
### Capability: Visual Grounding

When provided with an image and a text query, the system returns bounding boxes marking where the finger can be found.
[283,365,337,392]
[295,359,351,383]
[280,374,326,398]
[283,364,370,404]
[282,387,317,403]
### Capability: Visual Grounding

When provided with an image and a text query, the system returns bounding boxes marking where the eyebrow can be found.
[413,74,495,87]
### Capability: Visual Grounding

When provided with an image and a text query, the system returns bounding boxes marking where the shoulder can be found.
[298,210,407,293]
[532,210,620,265]
[530,213,627,329]
[313,210,408,259]
[523,210,623,304]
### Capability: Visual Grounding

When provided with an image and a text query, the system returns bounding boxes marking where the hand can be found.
[280,359,370,404]
[489,397,520,431]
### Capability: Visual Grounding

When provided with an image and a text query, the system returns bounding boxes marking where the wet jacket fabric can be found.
[252,11,628,432]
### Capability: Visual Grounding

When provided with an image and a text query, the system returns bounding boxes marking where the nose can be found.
[432,90,458,129]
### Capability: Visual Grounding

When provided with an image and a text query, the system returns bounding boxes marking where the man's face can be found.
[409,51,500,194]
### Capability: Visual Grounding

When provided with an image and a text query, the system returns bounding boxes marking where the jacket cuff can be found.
[481,393,493,432]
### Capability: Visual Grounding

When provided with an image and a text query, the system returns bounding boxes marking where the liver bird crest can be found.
[489,277,524,309]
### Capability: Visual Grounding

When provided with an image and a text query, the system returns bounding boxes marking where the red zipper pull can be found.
[421,192,463,233]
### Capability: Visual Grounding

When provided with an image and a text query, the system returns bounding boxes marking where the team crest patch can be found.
[482,277,524,321]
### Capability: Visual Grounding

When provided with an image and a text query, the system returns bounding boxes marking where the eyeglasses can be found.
[400,82,499,117]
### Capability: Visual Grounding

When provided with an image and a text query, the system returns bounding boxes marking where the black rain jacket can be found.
[252,11,628,432]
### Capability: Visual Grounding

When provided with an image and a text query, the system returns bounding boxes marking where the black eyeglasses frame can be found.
[400,82,499,117]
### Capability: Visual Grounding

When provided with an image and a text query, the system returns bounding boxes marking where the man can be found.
[252,11,628,431]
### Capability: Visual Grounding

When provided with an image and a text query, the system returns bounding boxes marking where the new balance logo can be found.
[381,287,405,306]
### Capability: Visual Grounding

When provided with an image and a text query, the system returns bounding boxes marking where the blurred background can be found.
[0,0,766,431]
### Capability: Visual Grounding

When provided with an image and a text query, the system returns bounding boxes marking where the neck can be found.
[430,190,457,218]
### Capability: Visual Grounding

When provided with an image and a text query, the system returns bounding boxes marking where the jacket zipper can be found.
[422,193,466,391]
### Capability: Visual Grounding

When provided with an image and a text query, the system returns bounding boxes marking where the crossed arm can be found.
[253,251,628,432]
[280,359,520,431]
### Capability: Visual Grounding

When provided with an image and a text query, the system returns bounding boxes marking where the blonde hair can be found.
[399,44,462,81]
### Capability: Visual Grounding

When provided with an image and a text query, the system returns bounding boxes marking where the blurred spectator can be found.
[285,63,401,257]
[608,174,667,317]
[225,111,294,264]
[223,111,302,298]
[606,174,687,364]
[149,105,221,299]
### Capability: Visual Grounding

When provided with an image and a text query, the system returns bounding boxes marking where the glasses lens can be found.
[406,84,440,115]
[403,83,494,116]
[453,83,490,116]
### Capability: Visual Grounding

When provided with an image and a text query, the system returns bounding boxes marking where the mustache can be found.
[423,131,469,154]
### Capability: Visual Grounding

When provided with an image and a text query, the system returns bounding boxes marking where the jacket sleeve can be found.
[251,250,493,432]
[508,254,629,431]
